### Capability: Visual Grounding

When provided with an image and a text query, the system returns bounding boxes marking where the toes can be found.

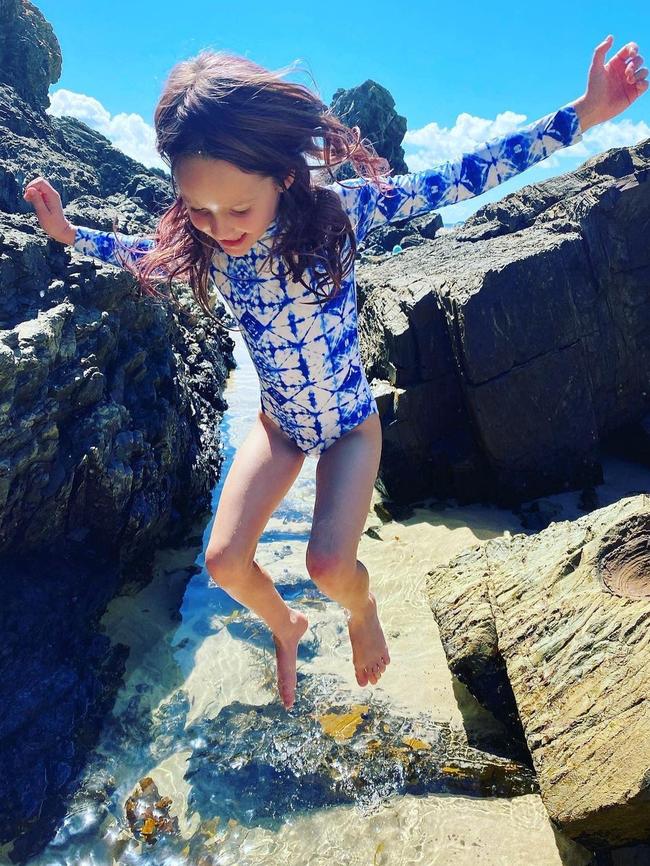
[357,658,390,687]
[366,663,384,685]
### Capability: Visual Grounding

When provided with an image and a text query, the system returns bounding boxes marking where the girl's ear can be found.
[282,169,296,190]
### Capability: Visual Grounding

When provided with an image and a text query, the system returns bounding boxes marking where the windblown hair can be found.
[113,50,392,321]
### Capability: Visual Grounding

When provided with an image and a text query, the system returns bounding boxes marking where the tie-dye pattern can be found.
[73,105,582,457]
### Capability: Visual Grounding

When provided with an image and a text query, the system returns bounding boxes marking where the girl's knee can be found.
[305,545,352,590]
[204,545,250,590]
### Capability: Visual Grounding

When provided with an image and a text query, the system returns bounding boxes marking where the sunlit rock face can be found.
[358,141,650,506]
[428,494,650,849]
[0,0,235,854]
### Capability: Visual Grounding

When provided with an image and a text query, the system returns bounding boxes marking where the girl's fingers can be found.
[611,41,639,66]
[634,69,649,93]
[626,53,644,71]
[26,190,52,214]
[23,180,60,215]
[628,62,648,85]
[593,34,614,63]
[24,178,57,198]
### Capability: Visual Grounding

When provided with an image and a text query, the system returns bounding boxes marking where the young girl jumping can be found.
[25,36,647,710]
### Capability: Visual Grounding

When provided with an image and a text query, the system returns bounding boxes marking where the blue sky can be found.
[35,0,650,223]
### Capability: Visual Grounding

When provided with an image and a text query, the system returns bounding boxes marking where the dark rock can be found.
[184,695,537,826]
[0,549,129,855]
[0,1,236,854]
[0,0,61,111]
[358,139,650,505]
[373,499,415,522]
[578,485,600,513]
[360,201,444,256]
[330,79,408,179]
[514,499,564,531]
[399,232,423,249]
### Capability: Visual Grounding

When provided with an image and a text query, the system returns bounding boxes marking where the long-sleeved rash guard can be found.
[73,105,582,456]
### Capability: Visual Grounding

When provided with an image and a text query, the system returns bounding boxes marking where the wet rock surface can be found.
[184,693,537,823]
[12,680,537,864]
[358,141,650,505]
[427,494,650,848]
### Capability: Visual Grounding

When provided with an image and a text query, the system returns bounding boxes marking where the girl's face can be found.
[174,156,292,256]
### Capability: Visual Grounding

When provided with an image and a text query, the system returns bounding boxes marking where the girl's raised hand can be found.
[575,36,648,131]
[23,177,76,245]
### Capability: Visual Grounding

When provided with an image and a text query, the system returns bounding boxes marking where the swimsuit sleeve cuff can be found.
[71,225,101,256]
[560,103,584,145]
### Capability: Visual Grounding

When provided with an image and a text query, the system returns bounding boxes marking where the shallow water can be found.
[6,332,649,865]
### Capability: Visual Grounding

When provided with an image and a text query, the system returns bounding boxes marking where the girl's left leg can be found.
[305,412,390,687]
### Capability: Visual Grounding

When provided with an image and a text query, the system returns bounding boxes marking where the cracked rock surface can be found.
[357,141,650,505]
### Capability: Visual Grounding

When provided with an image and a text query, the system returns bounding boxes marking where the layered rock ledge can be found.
[427,494,650,849]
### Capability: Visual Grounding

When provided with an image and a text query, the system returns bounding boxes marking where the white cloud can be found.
[404,111,650,172]
[46,89,167,171]
[403,110,527,168]
[403,110,650,224]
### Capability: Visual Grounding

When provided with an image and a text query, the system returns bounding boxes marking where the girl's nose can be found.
[207,214,239,241]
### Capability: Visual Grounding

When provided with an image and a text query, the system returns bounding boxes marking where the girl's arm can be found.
[328,104,582,243]
[72,226,156,269]
[330,36,647,243]
[23,176,155,268]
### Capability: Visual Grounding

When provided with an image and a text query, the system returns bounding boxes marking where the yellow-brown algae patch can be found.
[317,705,370,740]
[402,736,432,751]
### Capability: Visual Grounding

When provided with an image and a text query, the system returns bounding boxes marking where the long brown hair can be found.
[114,50,392,320]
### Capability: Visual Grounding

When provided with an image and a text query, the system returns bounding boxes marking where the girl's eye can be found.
[190,207,249,215]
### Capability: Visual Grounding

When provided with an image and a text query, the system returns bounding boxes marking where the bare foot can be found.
[346,592,391,687]
[272,608,309,709]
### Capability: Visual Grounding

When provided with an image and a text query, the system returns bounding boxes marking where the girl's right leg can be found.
[204,410,307,708]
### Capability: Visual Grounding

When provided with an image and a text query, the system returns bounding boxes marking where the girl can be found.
[25,36,647,710]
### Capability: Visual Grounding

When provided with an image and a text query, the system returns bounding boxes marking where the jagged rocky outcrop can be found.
[427,495,650,851]
[0,0,61,112]
[330,79,408,178]
[0,0,235,856]
[329,81,443,254]
[1,0,234,567]
[358,140,650,505]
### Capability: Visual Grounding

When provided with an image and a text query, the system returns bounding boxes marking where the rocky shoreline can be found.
[1,0,235,853]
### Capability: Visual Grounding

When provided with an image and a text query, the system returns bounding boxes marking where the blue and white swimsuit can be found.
[73,105,582,457]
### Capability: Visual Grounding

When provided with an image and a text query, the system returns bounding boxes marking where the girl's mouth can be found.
[219,232,247,250]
